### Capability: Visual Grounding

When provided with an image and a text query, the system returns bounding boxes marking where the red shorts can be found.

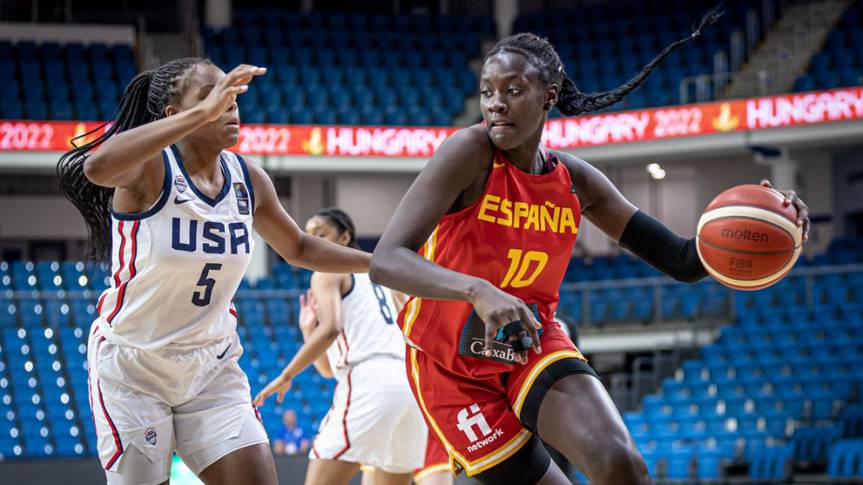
[414,431,451,482]
[406,323,587,476]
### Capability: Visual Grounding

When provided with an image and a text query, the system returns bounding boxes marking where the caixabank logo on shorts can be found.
[457,404,504,453]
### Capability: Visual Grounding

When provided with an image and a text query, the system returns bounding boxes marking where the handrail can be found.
[4,263,861,301]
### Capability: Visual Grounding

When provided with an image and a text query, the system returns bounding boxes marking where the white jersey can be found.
[94,145,255,350]
[325,273,406,377]
[314,274,426,471]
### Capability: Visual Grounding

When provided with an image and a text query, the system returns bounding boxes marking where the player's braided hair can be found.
[57,57,212,261]
[314,208,361,249]
[486,5,723,116]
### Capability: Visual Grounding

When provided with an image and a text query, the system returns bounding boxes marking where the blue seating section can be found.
[0,41,136,121]
[1,237,861,464]
[203,10,490,126]
[557,238,863,325]
[0,260,328,459]
[623,271,863,480]
[3,2,861,125]
[795,0,863,92]
[513,0,753,112]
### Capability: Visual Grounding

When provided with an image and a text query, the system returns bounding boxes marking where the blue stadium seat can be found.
[827,439,863,479]
[749,444,792,481]
[792,425,842,463]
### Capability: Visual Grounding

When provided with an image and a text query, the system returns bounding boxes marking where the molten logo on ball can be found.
[721,228,769,243]
[696,184,804,290]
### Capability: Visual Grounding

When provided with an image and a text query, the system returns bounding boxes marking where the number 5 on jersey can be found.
[192,263,222,306]
[500,249,548,288]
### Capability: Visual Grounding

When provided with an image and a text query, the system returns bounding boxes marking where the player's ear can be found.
[164,105,179,117]
[338,231,351,247]
[544,83,559,111]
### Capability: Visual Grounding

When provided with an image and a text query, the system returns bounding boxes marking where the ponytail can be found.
[57,58,211,260]
[486,5,723,117]
[557,5,723,116]
[57,71,156,261]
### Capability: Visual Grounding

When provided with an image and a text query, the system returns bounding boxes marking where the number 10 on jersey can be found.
[500,249,548,288]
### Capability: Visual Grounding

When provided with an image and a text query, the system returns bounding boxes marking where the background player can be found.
[370,13,810,485]
[57,59,369,485]
[255,208,426,485]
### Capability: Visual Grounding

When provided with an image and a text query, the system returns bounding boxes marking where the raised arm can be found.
[295,290,334,378]
[254,273,345,405]
[559,152,811,283]
[84,64,265,188]
[370,126,495,300]
[248,162,369,274]
[557,151,707,283]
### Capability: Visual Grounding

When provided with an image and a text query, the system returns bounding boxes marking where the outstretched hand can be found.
[761,179,810,242]
[253,371,294,406]
[199,64,267,122]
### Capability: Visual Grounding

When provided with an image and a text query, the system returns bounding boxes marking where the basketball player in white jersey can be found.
[254,208,426,485]
[57,60,369,485]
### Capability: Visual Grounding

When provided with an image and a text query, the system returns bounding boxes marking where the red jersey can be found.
[398,147,580,379]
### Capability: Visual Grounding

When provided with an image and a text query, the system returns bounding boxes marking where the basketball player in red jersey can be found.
[370,14,810,485]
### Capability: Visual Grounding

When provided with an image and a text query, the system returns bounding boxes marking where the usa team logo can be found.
[144,427,157,445]
[174,175,188,193]
[234,183,250,215]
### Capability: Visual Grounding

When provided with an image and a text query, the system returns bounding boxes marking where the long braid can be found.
[57,57,212,261]
[489,4,723,116]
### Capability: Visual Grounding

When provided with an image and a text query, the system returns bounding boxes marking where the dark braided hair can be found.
[486,5,723,116]
[313,208,360,250]
[57,57,213,261]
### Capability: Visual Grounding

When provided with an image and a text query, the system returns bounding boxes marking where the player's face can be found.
[170,64,241,149]
[283,410,296,427]
[305,216,350,247]
[480,52,549,151]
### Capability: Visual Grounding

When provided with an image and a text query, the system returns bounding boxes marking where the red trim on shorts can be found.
[106,220,139,325]
[86,330,99,451]
[94,336,123,469]
[96,293,106,314]
[331,368,352,460]
[252,403,263,424]
[229,306,238,318]
[339,330,350,366]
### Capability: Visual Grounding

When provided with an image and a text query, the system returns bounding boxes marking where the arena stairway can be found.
[794,0,863,91]
[723,0,851,98]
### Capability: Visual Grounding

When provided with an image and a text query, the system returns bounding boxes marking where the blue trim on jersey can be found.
[235,153,256,214]
[341,274,355,299]
[111,150,172,221]
[171,144,232,207]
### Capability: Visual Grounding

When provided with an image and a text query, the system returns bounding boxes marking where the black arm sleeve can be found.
[618,210,708,283]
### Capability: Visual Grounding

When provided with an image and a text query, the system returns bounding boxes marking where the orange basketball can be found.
[696,184,804,291]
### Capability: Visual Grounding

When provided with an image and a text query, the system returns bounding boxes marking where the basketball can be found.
[696,184,803,291]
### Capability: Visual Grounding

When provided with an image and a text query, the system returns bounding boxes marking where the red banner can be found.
[541,86,863,149]
[2,87,862,157]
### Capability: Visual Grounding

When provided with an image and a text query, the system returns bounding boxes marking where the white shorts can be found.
[88,324,269,485]
[310,357,427,474]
